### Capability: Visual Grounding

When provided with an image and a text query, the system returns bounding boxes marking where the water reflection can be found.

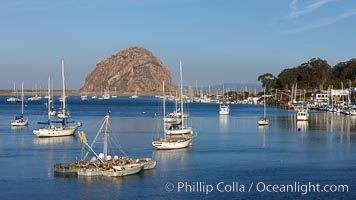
[219,115,229,132]
[309,112,356,132]
[152,148,188,164]
[10,125,28,132]
[33,136,76,146]
[280,112,356,144]
[296,121,308,132]
[280,112,356,133]
[76,172,145,184]
[258,126,268,148]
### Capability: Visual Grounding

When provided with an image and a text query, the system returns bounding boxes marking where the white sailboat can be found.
[11,81,28,126]
[219,104,230,115]
[165,61,193,136]
[57,59,70,119]
[111,87,118,98]
[7,82,21,103]
[28,84,42,101]
[91,94,98,99]
[297,90,309,121]
[80,91,88,101]
[33,60,81,137]
[152,80,194,150]
[258,88,269,126]
[102,89,111,100]
[219,85,230,115]
[130,90,139,98]
[48,79,56,117]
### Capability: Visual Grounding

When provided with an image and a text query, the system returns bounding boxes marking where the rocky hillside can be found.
[81,46,177,95]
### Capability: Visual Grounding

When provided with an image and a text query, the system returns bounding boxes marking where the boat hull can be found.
[102,168,124,177]
[11,119,28,126]
[152,137,192,150]
[258,119,269,126]
[219,111,230,115]
[350,110,356,116]
[33,125,78,137]
[137,158,157,170]
[120,164,144,176]
[54,163,81,174]
[77,168,103,176]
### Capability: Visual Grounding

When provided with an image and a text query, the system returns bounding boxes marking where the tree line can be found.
[258,58,356,91]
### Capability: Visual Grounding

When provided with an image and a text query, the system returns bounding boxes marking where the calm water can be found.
[1,97,356,199]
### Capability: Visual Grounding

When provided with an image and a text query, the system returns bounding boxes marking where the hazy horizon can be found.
[1,0,355,90]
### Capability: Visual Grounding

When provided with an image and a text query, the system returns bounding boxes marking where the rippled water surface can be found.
[1,96,356,199]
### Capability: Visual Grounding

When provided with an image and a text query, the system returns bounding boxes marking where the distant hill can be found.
[81,46,177,95]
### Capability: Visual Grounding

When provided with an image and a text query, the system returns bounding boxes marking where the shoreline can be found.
[0,90,162,97]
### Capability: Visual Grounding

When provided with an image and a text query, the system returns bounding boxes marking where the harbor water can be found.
[1,96,356,199]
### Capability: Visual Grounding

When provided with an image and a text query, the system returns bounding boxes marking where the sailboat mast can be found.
[51,80,54,109]
[13,81,16,97]
[175,91,178,113]
[21,81,24,115]
[48,77,51,119]
[163,80,166,135]
[103,113,109,161]
[180,61,184,127]
[223,84,225,102]
[61,59,66,114]
[83,113,108,161]
[349,80,352,106]
[264,88,266,118]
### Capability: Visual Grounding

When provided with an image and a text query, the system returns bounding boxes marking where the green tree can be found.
[275,58,332,90]
[333,59,356,86]
[257,73,277,91]
[276,68,298,89]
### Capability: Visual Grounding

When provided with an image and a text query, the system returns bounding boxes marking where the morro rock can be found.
[81,46,177,95]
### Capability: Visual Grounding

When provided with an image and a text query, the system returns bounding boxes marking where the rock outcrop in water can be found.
[81,46,177,95]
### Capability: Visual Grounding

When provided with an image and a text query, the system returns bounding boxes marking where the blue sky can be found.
[1,0,355,90]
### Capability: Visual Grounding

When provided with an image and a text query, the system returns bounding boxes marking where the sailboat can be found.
[77,111,145,177]
[80,91,88,101]
[48,79,56,117]
[7,82,21,103]
[258,88,269,125]
[219,85,230,115]
[33,61,81,137]
[297,89,309,121]
[130,90,139,99]
[111,87,118,98]
[11,81,28,126]
[165,61,193,136]
[28,84,42,101]
[102,89,111,100]
[219,104,230,115]
[152,80,194,150]
[57,59,70,119]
